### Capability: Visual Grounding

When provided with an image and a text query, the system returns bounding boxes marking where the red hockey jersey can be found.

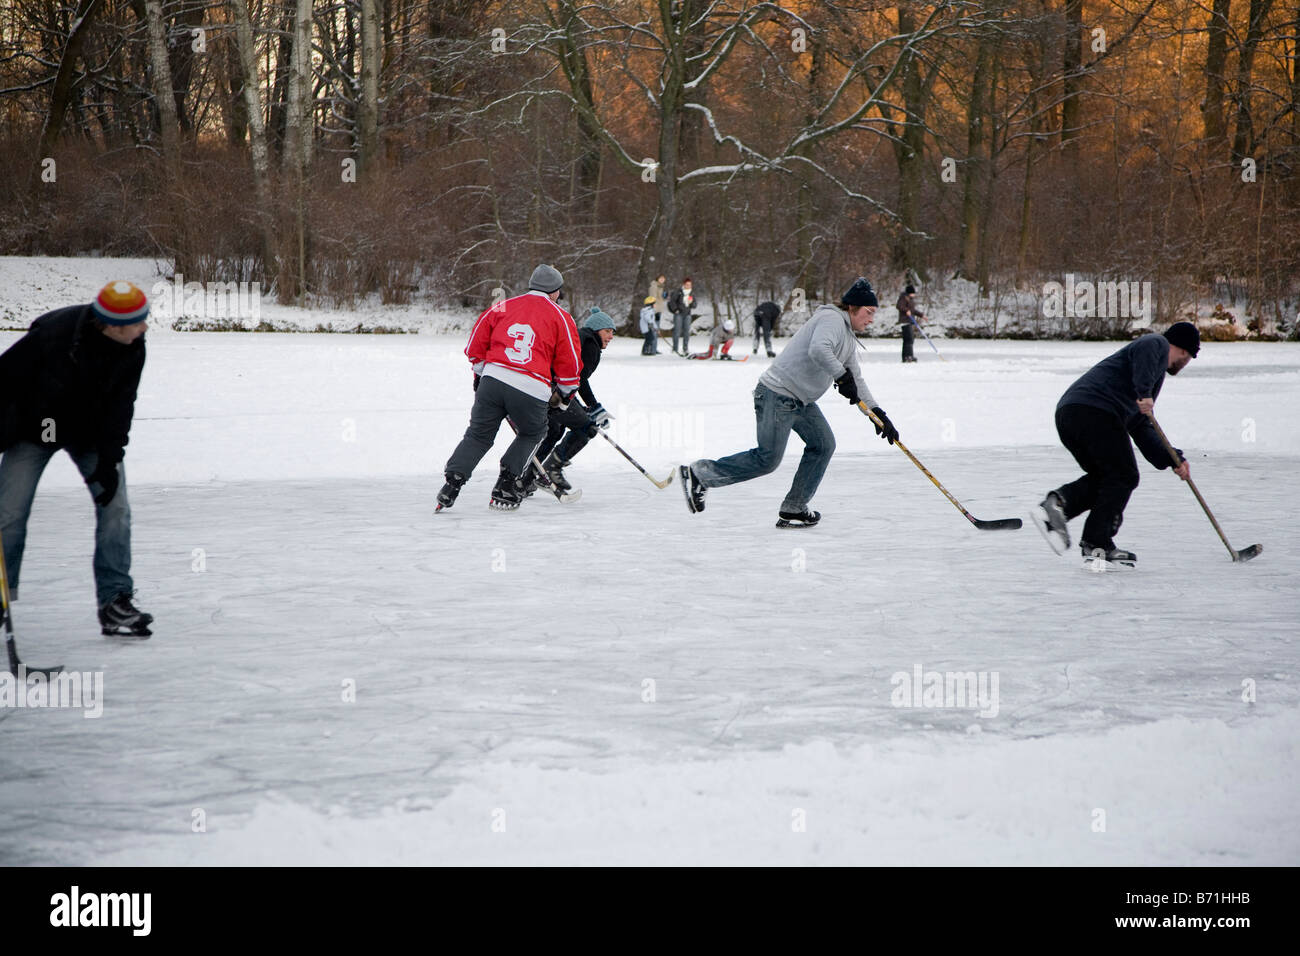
[465,291,582,402]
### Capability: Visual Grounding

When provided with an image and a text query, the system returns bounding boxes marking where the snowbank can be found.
[96,708,1300,865]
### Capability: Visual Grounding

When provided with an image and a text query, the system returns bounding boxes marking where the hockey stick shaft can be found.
[1,531,26,673]
[597,431,673,488]
[570,399,672,488]
[1146,414,1245,560]
[856,402,1017,529]
[910,315,946,361]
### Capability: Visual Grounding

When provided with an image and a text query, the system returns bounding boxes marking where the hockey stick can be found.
[0,531,62,678]
[1147,414,1261,562]
[597,431,674,488]
[856,402,1021,530]
[909,315,946,361]
[569,400,674,488]
[504,417,581,503]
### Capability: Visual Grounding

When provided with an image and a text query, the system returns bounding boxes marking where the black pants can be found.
[1054,404,1140,550]
[901,323,915,360]
[642,324,659,354]
[445,376,549,478]
[753,317,774,353]
[536,403,594,464]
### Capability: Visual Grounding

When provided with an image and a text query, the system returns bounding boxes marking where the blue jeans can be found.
[691,384,836,511]
[0,441,133,606]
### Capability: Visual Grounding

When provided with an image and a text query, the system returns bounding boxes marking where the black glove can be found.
[871,406,899,445]
[833,371,860,404]
[473,373,480,392]
[87,459,120,507]
[549,388,571,411]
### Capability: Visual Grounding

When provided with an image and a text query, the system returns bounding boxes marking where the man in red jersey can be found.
[438,264,582,511]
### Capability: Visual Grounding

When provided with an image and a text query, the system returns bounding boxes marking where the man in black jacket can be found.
[1032,322,1199,567]
[526,307,615,494]
[752,300,779,356]
[0,281,153,637]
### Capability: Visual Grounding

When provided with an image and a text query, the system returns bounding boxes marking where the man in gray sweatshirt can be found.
[679,278,900,528]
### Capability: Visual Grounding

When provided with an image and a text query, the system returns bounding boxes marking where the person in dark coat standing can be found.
[1032,323,1199,566]
[896,284,924,363]
[666,278,695,356]
[752,300,779,357]
[0,281,153,638]
[526,307,616,494]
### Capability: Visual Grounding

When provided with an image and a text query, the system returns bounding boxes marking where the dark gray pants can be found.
[672,311,691,353]
[445,376,549,479]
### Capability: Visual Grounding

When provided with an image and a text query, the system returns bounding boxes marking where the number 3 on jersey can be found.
[504,323,536,364]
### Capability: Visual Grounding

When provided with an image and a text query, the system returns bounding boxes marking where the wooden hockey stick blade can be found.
[652,472,674,489]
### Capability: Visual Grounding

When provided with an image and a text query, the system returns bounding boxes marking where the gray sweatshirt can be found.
[759,304,877,407]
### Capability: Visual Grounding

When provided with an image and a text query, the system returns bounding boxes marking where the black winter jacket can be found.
[576,327,603,408]
[0,304,146,465]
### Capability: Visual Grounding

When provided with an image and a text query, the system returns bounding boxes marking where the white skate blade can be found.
[1080,555,1137,573]
[1030,505,1068,555]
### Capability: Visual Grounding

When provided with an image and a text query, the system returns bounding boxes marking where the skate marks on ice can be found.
[0,446,1293,864]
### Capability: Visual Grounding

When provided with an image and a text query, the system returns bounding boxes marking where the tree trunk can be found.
[1230,0,1275,163]
[168,2,207,139]
[33,0,103,187]
[283,0,314,175]
[960,33,993,279]
[795,29,823,293]
[223,39,249,148]
[358,0,381,172]
[1292,7,1300,200]
[144,0,182,175]
[281,0,315,301]
[269,0,296,156]
[629,0,692,320]
[890,5,927,273]
[230,0,275,273]
[1202,0,1231,147]
[1060,0,1084,151]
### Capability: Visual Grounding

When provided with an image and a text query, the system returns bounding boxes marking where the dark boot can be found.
[99,592,153,639]
[437,471,467,510]
[489,467,525,511]
[541,452,572,492]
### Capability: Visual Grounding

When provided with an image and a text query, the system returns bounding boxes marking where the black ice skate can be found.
[436,472,467,511]
[1031,492,1070,554]
[541,452,572,493]
[489,467,526,511]
[1080,542,1137,570]
[776,508,821,529]
[99,593,152,639]
[519,464,540,499]
[679,465,706,513]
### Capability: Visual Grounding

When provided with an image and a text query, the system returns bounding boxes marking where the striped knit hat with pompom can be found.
[92,281,150,325]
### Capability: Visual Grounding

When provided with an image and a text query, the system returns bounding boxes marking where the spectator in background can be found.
[896,284,925,363]
[667,277,695,356]
[649,274,667,330]
[639,296,660,355]
[752,300,779,357]
[692,319,736,360]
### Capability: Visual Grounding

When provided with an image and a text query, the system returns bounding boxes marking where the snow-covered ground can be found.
[1,325,1297,865]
